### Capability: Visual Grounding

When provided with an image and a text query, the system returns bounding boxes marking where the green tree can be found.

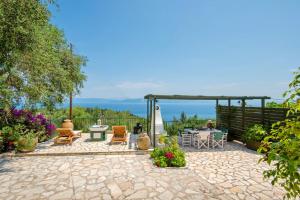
[259,67,300,199]
[0,0,86,110]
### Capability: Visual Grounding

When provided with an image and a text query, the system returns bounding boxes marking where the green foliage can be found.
[150,136,186,168]
[259,67,300,199]
[40,107,146,132]
[266,101,295,108]
[167,113,213,134]
[1,125,21,141]
[242,124,267,143]
[15,132,37,152]
[266,101,285,108]
[158,135,167,144]
[0,136,3,152]
[1,124,43,142]
[165,124,178,136]
[0,0,86,110]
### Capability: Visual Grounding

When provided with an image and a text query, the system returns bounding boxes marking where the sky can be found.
[50,0,300,99]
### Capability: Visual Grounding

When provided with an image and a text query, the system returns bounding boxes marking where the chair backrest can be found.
[212,132,224,141]
[56,128,74,137]
[199,131,210,140]
[182,133,192,139]
[220,127,228,133]
[112,126,127,136]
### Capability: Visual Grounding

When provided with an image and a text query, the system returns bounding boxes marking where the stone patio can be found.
[29,133,139,155]
[0,142,287,200]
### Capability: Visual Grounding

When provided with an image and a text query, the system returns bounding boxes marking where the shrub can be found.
[242,124,267,143]
[0,136,3,152]
[165,125,178,136]
[0,109,55,142]
[258,67,300,199]
[150,137,186,168]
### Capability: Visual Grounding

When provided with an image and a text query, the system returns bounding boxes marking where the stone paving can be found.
[31,133,138,154]
[0,142,288,200]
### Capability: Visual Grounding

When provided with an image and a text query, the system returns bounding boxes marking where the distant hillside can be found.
[70,98,146,104]
[65,98,217,105]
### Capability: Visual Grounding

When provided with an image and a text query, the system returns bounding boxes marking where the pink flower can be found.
[165,152,174,160]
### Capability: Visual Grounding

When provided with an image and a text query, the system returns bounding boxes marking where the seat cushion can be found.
[113,126,126,134]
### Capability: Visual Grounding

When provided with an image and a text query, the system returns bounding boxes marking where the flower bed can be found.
[150,137,186,168]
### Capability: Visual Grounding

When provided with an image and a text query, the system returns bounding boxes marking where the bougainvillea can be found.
[1,108,56,142]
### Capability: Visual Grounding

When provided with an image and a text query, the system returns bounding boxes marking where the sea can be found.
[58,98,220,121]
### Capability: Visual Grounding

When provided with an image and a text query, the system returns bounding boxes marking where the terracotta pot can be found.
[62,119,74,130]
[137,133,150,150]
[246,140,261,151]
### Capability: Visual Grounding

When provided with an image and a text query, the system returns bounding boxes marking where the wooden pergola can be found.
[144,94,271,147]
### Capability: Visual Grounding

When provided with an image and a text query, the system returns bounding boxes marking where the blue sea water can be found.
[59,99,216,121]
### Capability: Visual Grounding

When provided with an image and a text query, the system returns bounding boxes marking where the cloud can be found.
[116,81,164,89]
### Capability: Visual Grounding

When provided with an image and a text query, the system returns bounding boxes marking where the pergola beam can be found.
[144,94,270,101]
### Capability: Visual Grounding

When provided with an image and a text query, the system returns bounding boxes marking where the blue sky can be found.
[51,0,300,99]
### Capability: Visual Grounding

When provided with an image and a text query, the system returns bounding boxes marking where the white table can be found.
[89,125,109,141]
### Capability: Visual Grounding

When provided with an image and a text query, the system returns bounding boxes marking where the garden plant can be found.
[242,124,267,150]
[0,109,55,152]
[259,67,300,199]
[150,136,186,168]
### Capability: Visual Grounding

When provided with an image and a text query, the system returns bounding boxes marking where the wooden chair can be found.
[54,128,82,145]
[212,132,224,149]
[111,126,128,144]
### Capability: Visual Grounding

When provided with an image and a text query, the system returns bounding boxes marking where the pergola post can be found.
[153,98,156,148]
[261,99,265,126]
[69,92,73,120]
[216,99,219,128]
[242,99,246,131]
[146,98,149,135]
[228,99,231,131]
[149,99,152,137]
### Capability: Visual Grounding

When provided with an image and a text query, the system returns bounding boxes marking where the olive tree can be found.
[0,0,86,110]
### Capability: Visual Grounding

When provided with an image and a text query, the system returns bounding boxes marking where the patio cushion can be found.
[113,126,126,134]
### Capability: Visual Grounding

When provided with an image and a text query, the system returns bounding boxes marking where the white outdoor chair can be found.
[197,132,210,149]
[212,132,225,149]
[223,132,228,145]
[181,133,192,147]
[193,134,199,147]
[221,128,228,145]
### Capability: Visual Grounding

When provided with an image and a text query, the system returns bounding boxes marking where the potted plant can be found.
[15,132,38,153]
[243,124,267,151]
[1,125,39,152]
